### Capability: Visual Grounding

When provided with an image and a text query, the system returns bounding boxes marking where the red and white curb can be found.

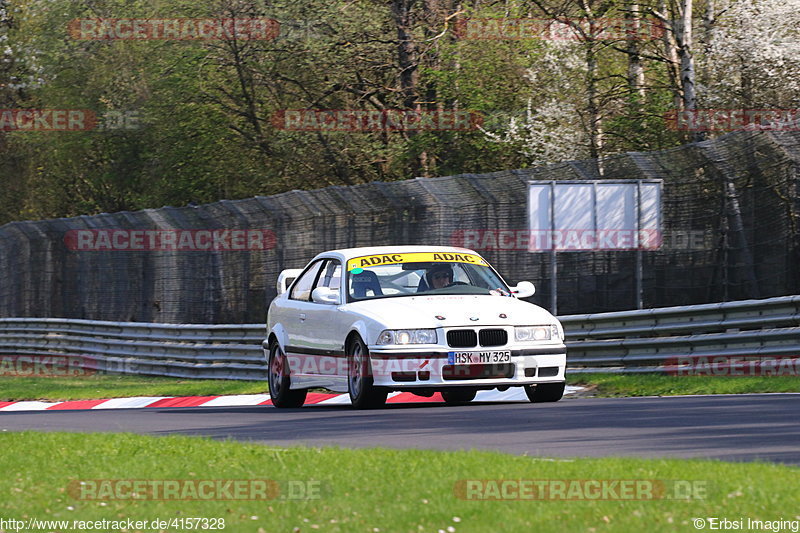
[0,386,581,412]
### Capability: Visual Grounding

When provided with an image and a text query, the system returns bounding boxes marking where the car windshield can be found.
[345,251,511,301]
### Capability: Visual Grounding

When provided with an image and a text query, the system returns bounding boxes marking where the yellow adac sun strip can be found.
[347,252,487,271]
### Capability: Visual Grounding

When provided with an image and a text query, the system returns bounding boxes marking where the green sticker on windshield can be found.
[351,267,364,274]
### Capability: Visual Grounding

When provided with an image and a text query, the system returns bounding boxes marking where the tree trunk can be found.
[675,0,702,140]
[677,0,696,111]
[658,0,682,111]
[700,0,715,80]
[390,0,430,175]
[586,43,603,163]
[724,176,760,298]
[578,0,603,166]
[626,1,646,103]
[694,0,716,109]
[391,0,420,110]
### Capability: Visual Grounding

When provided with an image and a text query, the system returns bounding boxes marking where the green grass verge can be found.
[3,372,800,403]
[567,373,800,397]
[0,432,797,533]
[0,375,266,402]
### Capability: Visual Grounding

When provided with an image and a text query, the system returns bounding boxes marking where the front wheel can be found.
[348,335,387,409]
[268,340,307,408]
[441,389,477,404]
[524,382,565,403]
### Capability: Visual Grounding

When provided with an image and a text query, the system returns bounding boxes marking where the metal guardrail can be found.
[0,318,268,380]
[0,295,798,379]
[560,295,800,373]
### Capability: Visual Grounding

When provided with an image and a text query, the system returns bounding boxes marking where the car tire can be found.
[347,335,387,409]
[268,340,307,408]
[524,382,565,403]
[441,389,477,404]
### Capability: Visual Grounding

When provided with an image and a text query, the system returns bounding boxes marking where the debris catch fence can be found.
[0,130,798,323]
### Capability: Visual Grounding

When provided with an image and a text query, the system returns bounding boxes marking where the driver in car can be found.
[427,263,454,289]
[426,262,510,296]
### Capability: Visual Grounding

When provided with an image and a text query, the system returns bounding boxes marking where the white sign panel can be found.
[527,180,662,251]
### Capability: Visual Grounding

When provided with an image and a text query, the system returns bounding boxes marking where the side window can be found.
[316,260,342,292]
[289,260,324,301]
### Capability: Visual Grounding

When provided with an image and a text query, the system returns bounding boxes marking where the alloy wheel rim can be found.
[349,342,363,397]
[270,346,283,395]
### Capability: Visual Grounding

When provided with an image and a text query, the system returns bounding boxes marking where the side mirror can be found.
[277,269,304,295]
[311,287,341,305]
[510,281,535,298]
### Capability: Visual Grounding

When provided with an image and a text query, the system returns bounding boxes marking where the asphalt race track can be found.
[2,394,799,465]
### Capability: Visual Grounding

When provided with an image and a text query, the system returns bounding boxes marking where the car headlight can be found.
[514,325,560,342]
[377,329,438,345]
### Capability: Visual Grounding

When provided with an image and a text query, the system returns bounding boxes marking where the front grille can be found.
[447,329,477,348]
[442,363,515,380]
[479,328,507,347]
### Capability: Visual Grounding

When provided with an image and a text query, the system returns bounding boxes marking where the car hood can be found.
[343,294,557,328]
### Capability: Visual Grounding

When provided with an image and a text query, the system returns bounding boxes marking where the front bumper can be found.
[367,345,567,388]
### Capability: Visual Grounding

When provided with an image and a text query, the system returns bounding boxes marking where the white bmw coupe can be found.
[264,246,566,408]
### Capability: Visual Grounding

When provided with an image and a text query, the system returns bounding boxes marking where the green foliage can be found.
[0,0,726,221]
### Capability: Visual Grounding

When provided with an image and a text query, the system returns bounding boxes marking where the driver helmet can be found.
[426,263,453,287]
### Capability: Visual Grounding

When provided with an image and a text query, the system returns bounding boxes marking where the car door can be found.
[286,258,347,384]
[304,259,350,380]
[283,259,326,384]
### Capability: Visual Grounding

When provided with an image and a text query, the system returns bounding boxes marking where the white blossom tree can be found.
[481,98,589,165]
[699,0,800,109]
[480,40,590,165]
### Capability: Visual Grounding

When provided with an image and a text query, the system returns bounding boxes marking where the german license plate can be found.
[448,351,511,364]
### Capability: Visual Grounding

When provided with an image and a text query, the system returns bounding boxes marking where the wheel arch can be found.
[267,323,289,352]
[345,320,372,351]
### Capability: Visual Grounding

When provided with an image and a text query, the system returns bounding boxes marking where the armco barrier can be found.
[0,296,798,379]
[0,319,267,380]
[561,295,800,372]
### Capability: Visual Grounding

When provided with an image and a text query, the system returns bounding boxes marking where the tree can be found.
[699,0,800,110]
